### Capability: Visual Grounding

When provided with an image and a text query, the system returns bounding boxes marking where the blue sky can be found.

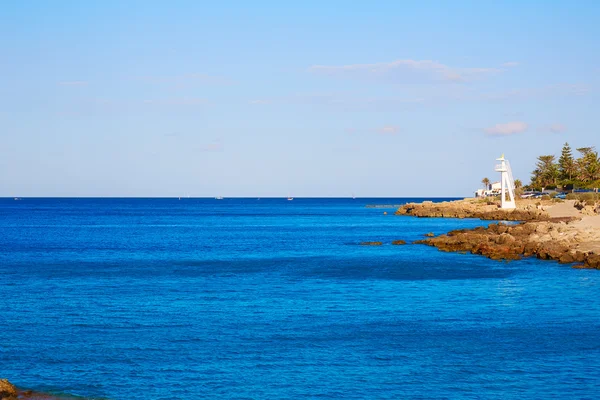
[1,0,599,197]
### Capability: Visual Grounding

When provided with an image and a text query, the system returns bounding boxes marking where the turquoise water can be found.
[1,198,599,399]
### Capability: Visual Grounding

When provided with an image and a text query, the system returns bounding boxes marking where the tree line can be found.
[528,143,600,190]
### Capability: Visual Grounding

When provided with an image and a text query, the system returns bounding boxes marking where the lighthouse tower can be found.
[494,154,516,209]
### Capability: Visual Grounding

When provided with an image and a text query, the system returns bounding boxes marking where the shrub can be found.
[579,192,600,205]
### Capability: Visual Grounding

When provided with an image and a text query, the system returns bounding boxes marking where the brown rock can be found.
[360,241,383,246]
[391,240,406,245]
[574,251,587,263]
[0,379,17,400]
[584,253,600,269]
[559,253,576,264]
[496,233,516,245]
[425,232,435,237]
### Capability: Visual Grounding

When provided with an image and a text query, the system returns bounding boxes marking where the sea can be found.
[1,198,599,399]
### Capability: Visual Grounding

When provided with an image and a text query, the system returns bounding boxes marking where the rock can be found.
[399,198,600,269]
[574,251,587,263]
[391,240,406,245]
[584,253,600,269]
[0,379,17,400]
[360,241,382,246]
[496,233,516,245]
[395,198,549,221]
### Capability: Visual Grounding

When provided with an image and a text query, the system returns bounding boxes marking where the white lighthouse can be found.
[494,154,516,209]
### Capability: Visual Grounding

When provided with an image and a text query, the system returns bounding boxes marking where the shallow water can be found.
[1,198,599,399]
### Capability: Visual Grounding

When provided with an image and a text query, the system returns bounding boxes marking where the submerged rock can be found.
[391,240,406,245]
[360,241,383,246]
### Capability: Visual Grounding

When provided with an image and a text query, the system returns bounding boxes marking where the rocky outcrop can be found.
[391,240,406,245]
[0,379,78,400]
[415,221,600,268]
[360,241,383,246]
[0,380,17,400]
[396,199,549,221]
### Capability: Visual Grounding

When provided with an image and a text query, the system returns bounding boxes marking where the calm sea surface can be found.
[1,198,599,399]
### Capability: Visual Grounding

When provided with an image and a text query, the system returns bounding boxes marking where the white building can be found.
[475,181,502,197]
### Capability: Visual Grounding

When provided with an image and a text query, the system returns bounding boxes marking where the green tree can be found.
[514,179,522,189]
[558,142,576,181]
[514,179,523,195]
[577,147,600,183]
[481,177,490,190]
[531,155,559,188]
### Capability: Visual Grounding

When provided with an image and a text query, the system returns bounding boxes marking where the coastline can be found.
[0,379,86,400]
[397,198,600,269]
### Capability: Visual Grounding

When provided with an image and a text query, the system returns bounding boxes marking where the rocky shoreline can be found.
[395,198,549,220]
[0,379,82,400]
[396,198,600,269]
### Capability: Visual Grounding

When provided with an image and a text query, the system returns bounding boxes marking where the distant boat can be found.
[287,197,294,201]
[215,196,224,200]
[14,197,22,201]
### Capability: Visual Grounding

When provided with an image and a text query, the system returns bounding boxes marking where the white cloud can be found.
[308,59,500,84]
[484,121,528,136]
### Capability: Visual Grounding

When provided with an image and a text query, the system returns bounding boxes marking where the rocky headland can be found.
[396,198,600,269]
[396,198,549,220]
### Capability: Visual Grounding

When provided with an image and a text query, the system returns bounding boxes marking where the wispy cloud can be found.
[58,81,88,86]
[538,123,567,133]
[479,84,590,101]
[138,73,233,88]
[199,139,224,152]
[143,97,209,106]
[308,59,501,84]
[501,62,520,68]
[376,125,400,135]
[289,92,425,112]
[346,125,401,135]
[484,121,528,136]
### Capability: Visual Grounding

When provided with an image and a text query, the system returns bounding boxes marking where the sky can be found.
[1,0,599,197]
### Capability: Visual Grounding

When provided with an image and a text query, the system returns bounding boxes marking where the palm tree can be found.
[514,179,523,196]
[514,179,522,189]
[481,177,490,191]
